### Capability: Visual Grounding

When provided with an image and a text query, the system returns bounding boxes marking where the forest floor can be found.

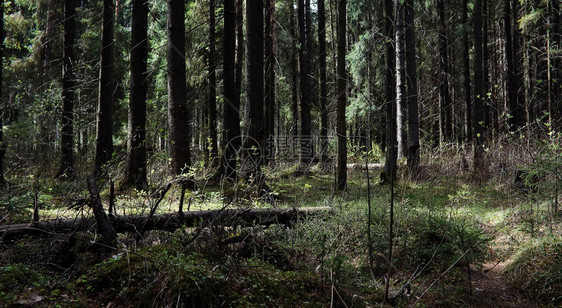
[1,160,561,307]
[467,260,539,308]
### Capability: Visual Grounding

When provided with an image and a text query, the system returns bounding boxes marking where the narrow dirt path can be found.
[466,261,541,307]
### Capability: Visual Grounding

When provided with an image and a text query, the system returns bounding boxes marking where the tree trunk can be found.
[473,0,485,171]
[462,0,472,142]
[0,207,332,242]
[336,0,347,190]
[396,2,406,160]
[289,1,299,136]
[223,0,238,180]
[405,0,419,171]
[208,0,218,164]
[482,1,488,132]
[58,0,76,179]
[241,0,264,181]
[0,0,6,188]
[438,0,453,143]
[318,0,328,167]
[125,0,148,190]
[264,0,276,164]
[235,0,244,120]
[504,0,524,131]
[94,0,116,176]
[547,0,560,130]
[298,0,312,172]
[551,0,560,129]
[167,0,190,176]
[383,0,396,181]
[87,176,117,248]
[512,0,524,129]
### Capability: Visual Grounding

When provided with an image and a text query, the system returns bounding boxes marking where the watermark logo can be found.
[225,135,337,174]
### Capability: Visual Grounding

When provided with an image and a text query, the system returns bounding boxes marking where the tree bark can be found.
[235,0,244,119]
[336,0,347,190]
[289,1,299,136]
[86,176,117,248]
[437,0,453,143]
[318,0,328,167]
[241,0,264,181]
[264,0,276,164]
[505,0,524,131]
[383,0,396,181]
[462,0,472,142]
[223,0,238,180]
[125,0,148,190]
[396,2,406,160]
[551,0,560,129]
[208,0,218,164]
[94,0,116,176]
[298,0,313,172]
[0,0,6,188]
[405,0,419,171]
[483,0,491,132]
[58,0,76,179]
[167,0,190,175]
[511,0,525,130]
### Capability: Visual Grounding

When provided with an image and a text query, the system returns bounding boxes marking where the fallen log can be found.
[0,207,332,243]
[346,163,383,170]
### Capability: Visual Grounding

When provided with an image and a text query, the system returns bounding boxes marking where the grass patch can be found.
[504,236,562,305]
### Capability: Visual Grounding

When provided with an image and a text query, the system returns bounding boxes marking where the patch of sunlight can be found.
[40,206,93,220]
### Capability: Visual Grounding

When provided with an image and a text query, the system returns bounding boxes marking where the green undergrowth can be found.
[73,244,330,307]
[504,236,562,305]
[2,166,560,306]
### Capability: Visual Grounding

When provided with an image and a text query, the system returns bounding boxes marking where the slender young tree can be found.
[223,0,238,180]
[473,0,485,170]
[336,0,347,190]
[125,0,148,189]
[298,0,312,171]
[318,0,328,166]
[405,0,419,171]
[384,1,398,299]
[0,0,6,188]
[94,0,116,176]
[551,0,561,129]
[241,0,264,180]
[396,2,406,159]
[437,0,453,142]
[462,0,472,141]
[167,0,190,175]
[58,0,76,179]
[208,0,218,164]
[483,0,491,130]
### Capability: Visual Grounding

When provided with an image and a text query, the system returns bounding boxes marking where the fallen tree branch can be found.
[346,163,383,170]
[0,207,332,243]
[87,175,117,248]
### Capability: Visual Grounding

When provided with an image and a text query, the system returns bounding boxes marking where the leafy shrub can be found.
[0,264,43,303]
